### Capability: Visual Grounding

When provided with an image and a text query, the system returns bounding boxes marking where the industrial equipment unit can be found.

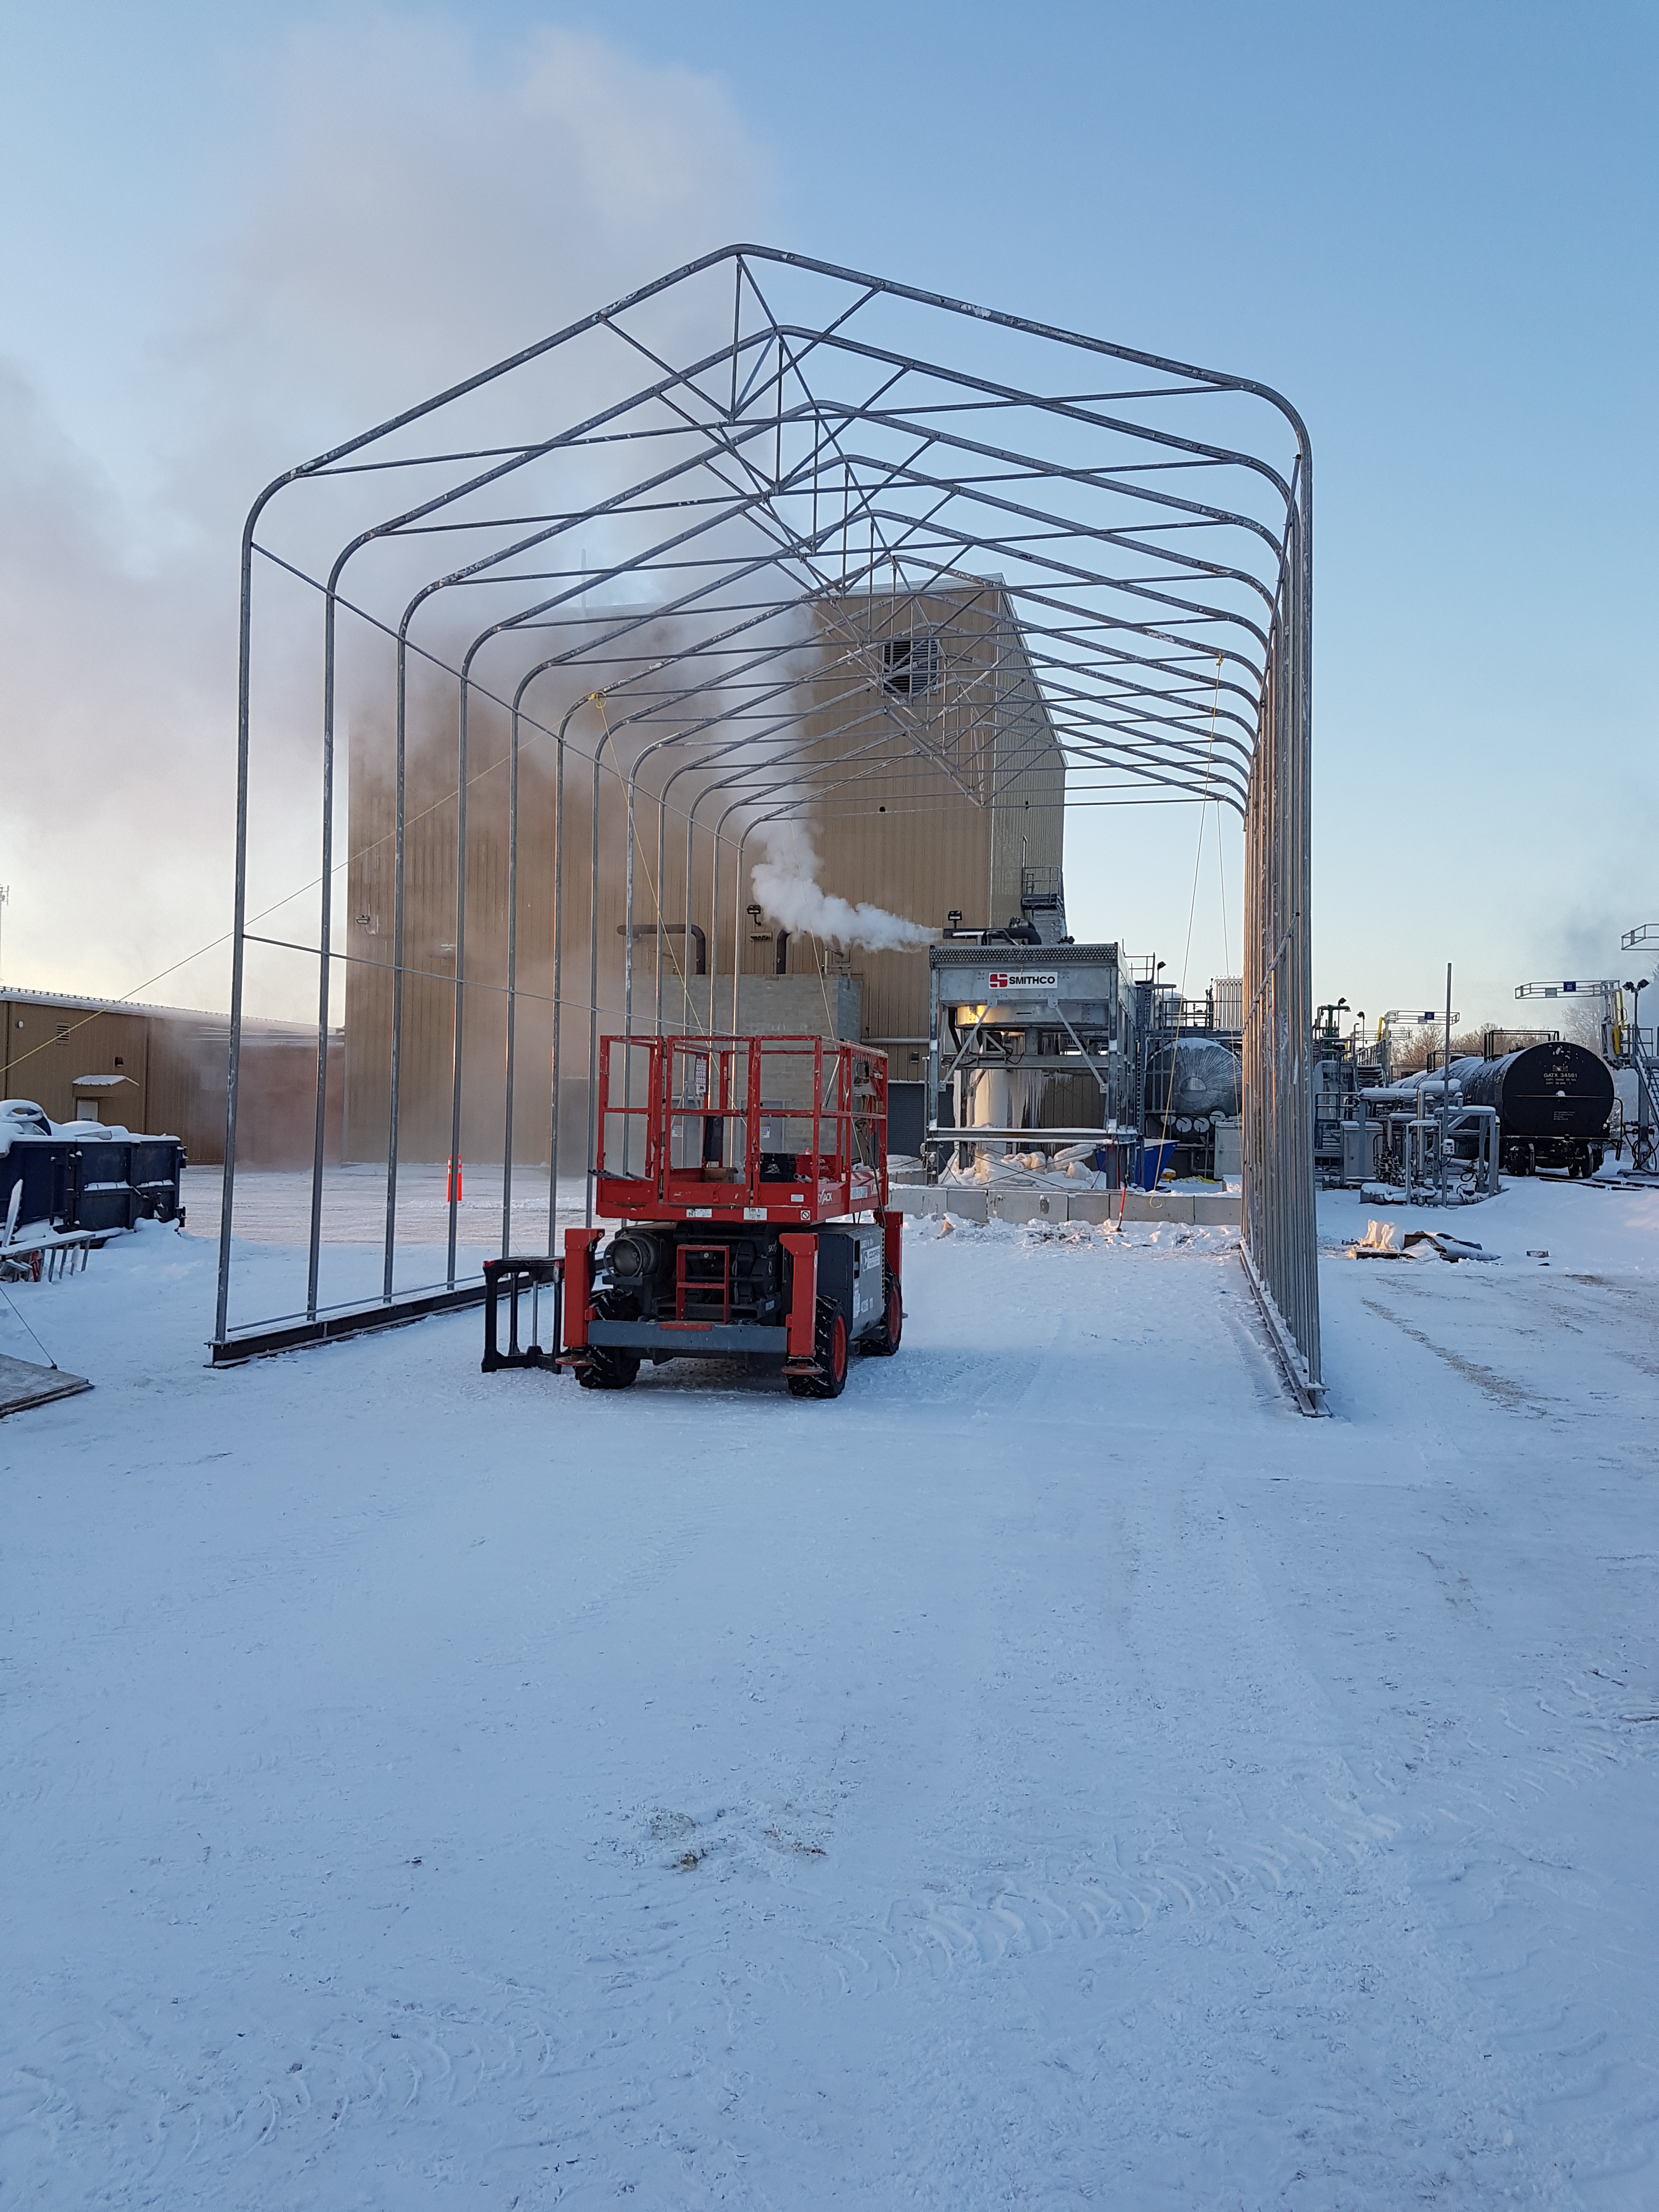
[1314,1035,1613,1197]
[547,1034,901,1398]
[1311,1017,1384,1182]
[1138,981,1243,1182]
[926,940,1141,1177]
[1350,1074,1502,1203]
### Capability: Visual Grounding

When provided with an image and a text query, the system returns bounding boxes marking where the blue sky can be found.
[2,1,1654,1026]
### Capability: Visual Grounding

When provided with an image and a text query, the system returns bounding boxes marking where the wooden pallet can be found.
[0,1354,92,1418]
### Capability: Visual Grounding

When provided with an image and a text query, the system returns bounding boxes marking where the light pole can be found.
[1624,978,1652,1170]
[0,885,9,983]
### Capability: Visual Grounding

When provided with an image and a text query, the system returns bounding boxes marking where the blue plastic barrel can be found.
[1137,1141,1177,1190]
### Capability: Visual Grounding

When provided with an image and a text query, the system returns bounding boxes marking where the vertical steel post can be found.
[382,622,411,1303]
[215,504,263,1347]
[305,580,340,1321]
[584,720,614,1229]
[548,696,580,1256]
[500,695,521,1259]
[445,651,478,1288]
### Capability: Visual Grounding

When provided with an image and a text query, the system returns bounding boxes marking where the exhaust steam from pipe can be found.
[749,824,938,954]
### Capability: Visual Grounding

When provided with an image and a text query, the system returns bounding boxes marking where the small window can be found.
[881,633,939,698]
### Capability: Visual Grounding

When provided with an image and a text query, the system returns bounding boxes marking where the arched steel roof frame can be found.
[216,245,1320,1408]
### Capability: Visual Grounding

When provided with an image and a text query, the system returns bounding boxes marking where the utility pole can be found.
[1626,976,1654,1172]
[1441,962,1453,1205]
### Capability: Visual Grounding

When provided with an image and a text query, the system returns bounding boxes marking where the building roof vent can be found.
[881,633,940,697]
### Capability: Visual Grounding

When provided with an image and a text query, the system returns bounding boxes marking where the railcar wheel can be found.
[788,1296,848,1400]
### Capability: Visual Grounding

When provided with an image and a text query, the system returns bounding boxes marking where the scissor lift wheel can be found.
[788,1296,849,1400]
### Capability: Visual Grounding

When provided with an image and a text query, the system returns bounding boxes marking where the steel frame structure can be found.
[213,246,1321,1406]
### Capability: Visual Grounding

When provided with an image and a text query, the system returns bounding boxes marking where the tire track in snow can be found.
[1233,1259,1659,2208]
[1359,1293,1553,1414]
[2,1980,579,2207]
[816,1802,1396,1997]
[1357,1682,1659,2205]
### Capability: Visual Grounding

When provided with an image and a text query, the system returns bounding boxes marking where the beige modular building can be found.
[343,579,1064,1164]
[2,989,342,1168]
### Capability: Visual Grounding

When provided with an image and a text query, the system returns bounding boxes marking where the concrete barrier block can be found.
[896,1185,1235,1230]
[987,1188,1067,1224]
[1066,1193,1116,1224]
[889,1183,1246,1229]
[891,1186,992,1223]
[1191,1193,1240,1227]
[940,1189,989,1223]
[1116,1192,1194,1222]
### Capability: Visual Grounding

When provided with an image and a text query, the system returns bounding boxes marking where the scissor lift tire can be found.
[788,1296,848,1400]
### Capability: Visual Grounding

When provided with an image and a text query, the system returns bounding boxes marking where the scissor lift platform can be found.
[555,1034,903,1398]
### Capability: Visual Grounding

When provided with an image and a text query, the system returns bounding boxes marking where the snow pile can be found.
[0,1097,136,1158]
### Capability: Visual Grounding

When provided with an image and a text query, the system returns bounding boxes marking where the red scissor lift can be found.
[559,1034,903,1397]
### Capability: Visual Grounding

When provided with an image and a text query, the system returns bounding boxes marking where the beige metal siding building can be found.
[2,990,341,1167]
[781,581,1064,1085]
[343,579,1063,1163]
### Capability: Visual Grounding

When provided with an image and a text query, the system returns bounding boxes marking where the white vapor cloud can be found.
[1,15,769,1012]
[750,823,936,953]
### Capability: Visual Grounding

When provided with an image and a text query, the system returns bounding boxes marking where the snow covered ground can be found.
[3,1177,1657,2207]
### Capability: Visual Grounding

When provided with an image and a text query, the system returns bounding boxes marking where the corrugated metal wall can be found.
[4,998,150,1127]
[3,994,341,1166]
[787,583,1063,1079]
[342,582,1063,1162]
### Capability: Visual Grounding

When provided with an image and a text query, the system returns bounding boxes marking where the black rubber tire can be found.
[578,1346,640,1390]
[788,1296,848,1400]
[859,1271,902,1357]
[576,1290,640,1389]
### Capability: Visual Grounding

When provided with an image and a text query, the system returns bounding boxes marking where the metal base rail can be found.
[211,1281,488,1367]
[924,1125,1135,1143]
[1239,1243,1328,1417]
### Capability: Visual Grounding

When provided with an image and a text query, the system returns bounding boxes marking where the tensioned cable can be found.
[0,1277,62,1369]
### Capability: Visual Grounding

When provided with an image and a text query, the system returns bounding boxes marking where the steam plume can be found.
[750,825,936,952]
[0,16,768,1012]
